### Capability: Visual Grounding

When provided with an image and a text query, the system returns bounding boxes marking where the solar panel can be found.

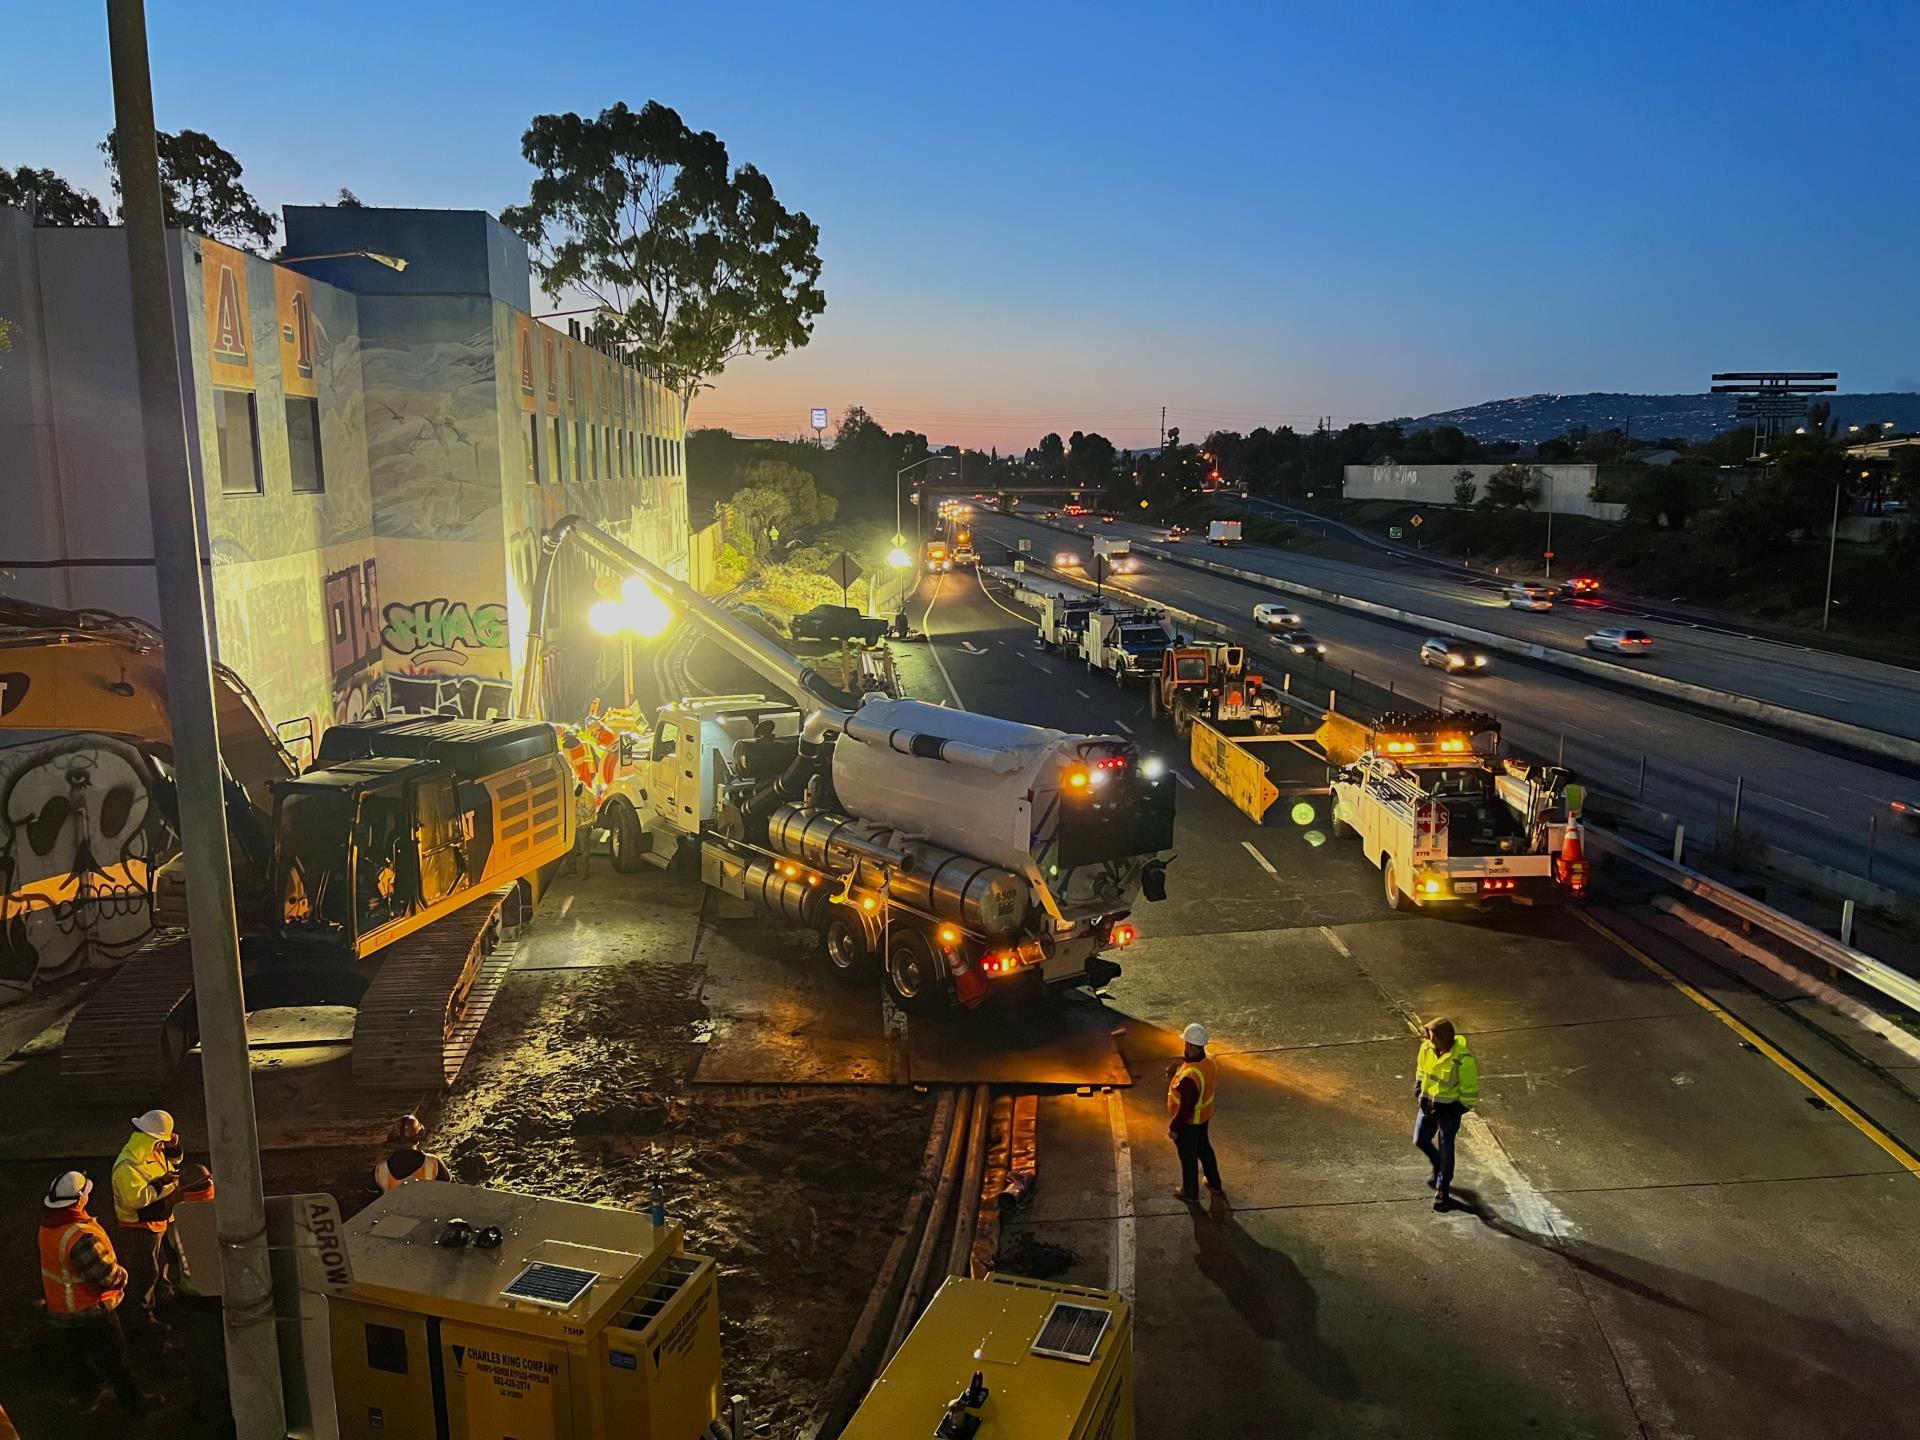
[1030,1301,1111,1363]
[499,1262,599,1310]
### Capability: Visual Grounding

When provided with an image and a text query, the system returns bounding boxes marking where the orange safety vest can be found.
[39,1216,120,1318]
[1166,1056,1218,1125]
[373,1151,445,1192]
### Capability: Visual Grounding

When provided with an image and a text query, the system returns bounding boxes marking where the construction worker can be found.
[39,1170,144,1410]
[1414,1018,1480,1211]
[373,1113,454,1191]
[112,1108,192,1312]
[1166,1022,1223,1204]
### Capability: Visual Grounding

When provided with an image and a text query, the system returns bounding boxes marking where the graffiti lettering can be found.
[381,599,507,658]
[386,674,513,721]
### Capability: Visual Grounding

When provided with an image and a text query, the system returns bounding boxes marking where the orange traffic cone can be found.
[1558,820,1589,897]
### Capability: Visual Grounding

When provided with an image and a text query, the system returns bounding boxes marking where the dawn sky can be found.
[4,1,1915,451]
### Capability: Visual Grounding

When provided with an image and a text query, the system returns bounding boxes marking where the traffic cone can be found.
[1559,821,1589,897]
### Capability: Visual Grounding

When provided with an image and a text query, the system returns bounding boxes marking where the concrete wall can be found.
[1345,463,1628,521]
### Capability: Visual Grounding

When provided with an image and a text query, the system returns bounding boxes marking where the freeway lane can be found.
[1023,506,1920,741]
[974,512,1918,891]
[912,566,1920,1440]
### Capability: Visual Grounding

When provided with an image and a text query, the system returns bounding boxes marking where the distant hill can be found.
[1387,391,1920,444]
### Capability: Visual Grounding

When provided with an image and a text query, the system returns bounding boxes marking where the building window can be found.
[524,413,541,484]
[627,431,636,476]
[215,389,262,495]
[573,420,585,483]
[550,416,565,482]
[286,396,324,493]
[603,425,613,477]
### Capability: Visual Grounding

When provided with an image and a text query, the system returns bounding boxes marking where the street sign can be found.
[827,552,864,591]
[1389,527,1403,539]
[1410,514,1423,527]
[810,407,828,430]
[1017,538,1031,551]
[1543,550,1555,559]
[892,532,907,547]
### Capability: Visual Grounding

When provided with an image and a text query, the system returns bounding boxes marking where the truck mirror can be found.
[1140,860,1168,903]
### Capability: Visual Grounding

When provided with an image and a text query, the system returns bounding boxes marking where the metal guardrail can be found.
[1585,825,1920,1016]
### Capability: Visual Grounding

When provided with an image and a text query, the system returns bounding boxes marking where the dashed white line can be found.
[1114,719,1133,733]
[1076,688,1092,699]
[1318,925,1351,958]
[1241,841,1279,877]
[1764,796,1828,819]
[1173,771,1195,789]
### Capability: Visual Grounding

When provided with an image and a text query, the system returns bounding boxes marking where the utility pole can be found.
[1159,406,1166,452]
[1821,479,1841,631]
[105,5,287,1436]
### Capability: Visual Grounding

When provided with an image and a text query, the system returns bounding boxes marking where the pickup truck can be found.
[1082,608,1175,686]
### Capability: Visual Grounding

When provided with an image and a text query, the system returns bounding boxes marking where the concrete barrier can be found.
[1127,543,1920,766]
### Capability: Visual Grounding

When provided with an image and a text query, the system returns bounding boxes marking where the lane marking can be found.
[974,565,1040,624]
[1173,771,1194,789]
[920,575,967,711]
[559,896,575,920]
[1573,909,1920,1180]
[1114,719,1133,733]
[1076,688,1092,699]
[1106,1089,1136,1307]
[1762,796,1827,819]
[1241,841,1279,877]
[1318,925,1351,958]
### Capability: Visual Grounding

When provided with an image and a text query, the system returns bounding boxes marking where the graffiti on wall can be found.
[380,598,508,662]
[0,736,170,996]
[325,558,384,723]
[385,673,513,720]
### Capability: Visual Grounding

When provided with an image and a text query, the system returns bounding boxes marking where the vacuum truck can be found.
[516,518,1177,1013]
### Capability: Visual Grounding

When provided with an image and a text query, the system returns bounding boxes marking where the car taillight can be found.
[1109,922,1137,947]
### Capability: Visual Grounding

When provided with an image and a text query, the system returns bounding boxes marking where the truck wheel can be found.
[883,927,943,1013]
[607,799,646,874]
[822,914,878,983]
[1331,814,1352,838]
[1383,860,1406,911]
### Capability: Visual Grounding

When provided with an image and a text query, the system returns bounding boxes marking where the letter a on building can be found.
[201,237,255,389]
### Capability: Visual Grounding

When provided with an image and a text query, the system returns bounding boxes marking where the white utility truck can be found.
[1325,709,1583,912]
[518,517,1177,1013]
[1091,535,1137,575]
[1081,607,1176,687]
[1207,519,1243,546]
[1036,593,1103,654]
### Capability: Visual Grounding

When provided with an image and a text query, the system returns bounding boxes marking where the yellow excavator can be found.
[0,598,575,1092]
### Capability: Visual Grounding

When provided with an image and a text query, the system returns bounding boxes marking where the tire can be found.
[607,799,646,874]
[822,913,878,983]
[1331,815,1352,838]
[883,926,944,1013]
[1383,859,1405,911]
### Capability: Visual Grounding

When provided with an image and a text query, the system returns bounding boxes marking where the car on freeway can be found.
[1892,798,1920,837]
[1098,511,1117,524]
[1559,575,1602,598]
[1420,637,1489,672]
[1054,550,1084,568]
[1503,582,1554,611]
[1042,509,1059,520]
[1252,602,1303,628]
[790,603,888,646]
[1162,525,1187,541]
[1586,626,1653,655]
[1274,630,1326,656]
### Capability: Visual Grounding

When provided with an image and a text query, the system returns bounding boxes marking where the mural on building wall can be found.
[0,735,170,996]
[325,559,384,723]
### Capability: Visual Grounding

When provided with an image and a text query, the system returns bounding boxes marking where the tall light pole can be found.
[1542,466,1554,581]
[105,4,286,1435]
[1822,478,1843,632]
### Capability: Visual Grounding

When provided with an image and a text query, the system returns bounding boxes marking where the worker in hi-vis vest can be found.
[374,1113,454,1192]
[39,1170,144,1410]
[1414,1017,1480,1211]
[1166,1022,1223,1204]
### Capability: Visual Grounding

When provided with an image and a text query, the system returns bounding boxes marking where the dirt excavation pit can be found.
[435,946,935,1439]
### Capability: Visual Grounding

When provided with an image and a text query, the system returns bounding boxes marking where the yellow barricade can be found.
[1190,720,1280,824]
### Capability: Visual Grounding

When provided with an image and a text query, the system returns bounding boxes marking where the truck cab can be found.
[1092,535,1136,574]
[1081,609,1174,686]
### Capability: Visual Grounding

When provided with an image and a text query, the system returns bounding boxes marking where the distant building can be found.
[0,204,689,735]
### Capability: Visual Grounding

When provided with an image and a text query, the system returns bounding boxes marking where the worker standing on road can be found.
[374,1114,454,1191]
[39,1170,144,1410]
[1414,1019,1479,1211]
[1167,1023,1223,1204]
[111,1109,192,1314]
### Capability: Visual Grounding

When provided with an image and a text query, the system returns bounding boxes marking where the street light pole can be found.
[1822,480,1842,631]
[104,4,287,1436]
[1543,468,1554,581]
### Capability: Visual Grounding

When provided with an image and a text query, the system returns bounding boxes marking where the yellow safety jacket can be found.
[1417,1036,1480,1106]
[374,1150,448,1191]
[1166,1056,1218,1126]
[111,1132,175,1231]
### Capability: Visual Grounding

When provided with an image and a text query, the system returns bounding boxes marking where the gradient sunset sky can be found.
[4,1,1914,451]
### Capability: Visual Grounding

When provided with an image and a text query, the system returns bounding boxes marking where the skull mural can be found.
[0,735,167,997]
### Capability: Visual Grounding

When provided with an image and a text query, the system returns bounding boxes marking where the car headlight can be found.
[1474,656,1487,666]
[1290,644,1306,654]
[1447,655,1464,667]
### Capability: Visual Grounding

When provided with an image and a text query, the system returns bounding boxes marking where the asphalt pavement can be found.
[912,564,1920,1440]
[972,512,1919,892]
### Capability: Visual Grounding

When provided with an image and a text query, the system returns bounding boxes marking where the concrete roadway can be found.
[1015,505,1920,742]
[913,567,1920,1440]
[971,512,1919,893]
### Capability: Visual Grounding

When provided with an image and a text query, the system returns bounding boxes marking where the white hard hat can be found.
[1182,1023,1210,1048]
[45,1171,92,1208]
[132,1109,175,1139]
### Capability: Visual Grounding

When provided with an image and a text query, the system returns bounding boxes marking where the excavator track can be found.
[60,936,198,1090]
[350,884,523,1093]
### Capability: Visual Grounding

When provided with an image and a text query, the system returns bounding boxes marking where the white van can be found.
[1253,602,1302,628]
[1503,582,1554,611]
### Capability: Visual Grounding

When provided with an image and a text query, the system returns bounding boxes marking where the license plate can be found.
[1453,881,1478,894]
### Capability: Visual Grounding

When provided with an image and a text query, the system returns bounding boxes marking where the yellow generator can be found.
[328,1183,721,1440]
[844,1274,1133,1439]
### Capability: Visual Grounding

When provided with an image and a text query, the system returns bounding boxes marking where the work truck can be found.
[517,518,1177,1014]
[1207,519,1243,546]
[1080,607,1175,687]
[1035,592,1103,654]
[1091,534,1137,575]
[1150,640,1291,735]
[1324,709,1583,912]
